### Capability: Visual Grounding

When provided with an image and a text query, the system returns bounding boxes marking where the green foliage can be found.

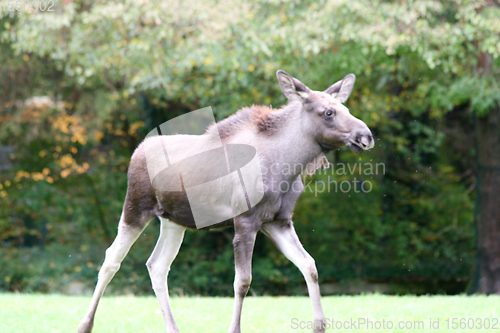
[1,0,493,295]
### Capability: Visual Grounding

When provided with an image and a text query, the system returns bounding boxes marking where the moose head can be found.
[276,70,374,154]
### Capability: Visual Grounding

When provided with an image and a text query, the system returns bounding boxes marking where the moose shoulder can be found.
[78,70,374,333]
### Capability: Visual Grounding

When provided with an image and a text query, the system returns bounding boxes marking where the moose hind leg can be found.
[146,217,186,333]
[228,221,259,333]
[262,220,326,333]
[78,214,147,333]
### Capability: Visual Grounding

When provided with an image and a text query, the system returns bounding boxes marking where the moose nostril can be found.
[359,135,370,148]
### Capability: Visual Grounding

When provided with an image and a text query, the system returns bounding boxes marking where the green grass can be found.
[0,294,499,332]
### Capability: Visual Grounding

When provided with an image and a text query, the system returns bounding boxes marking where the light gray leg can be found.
[146,217,186,333]
[228,221,259,333]
[262,220,326,333]
[78,214,146,333]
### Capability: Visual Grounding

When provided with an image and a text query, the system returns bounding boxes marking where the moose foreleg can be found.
[228,220,259,333]
[262,220,326,333]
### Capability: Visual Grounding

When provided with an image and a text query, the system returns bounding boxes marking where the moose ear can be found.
[276,70,310,101]
[324,74,356,103]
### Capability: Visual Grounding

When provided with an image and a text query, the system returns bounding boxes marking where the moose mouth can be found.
[346,141,364,153]
[319,141,365,153]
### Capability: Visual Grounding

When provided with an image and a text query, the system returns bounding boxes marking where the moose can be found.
[78,70,374,333]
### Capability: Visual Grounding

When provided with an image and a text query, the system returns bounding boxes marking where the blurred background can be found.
[0,0,499,296]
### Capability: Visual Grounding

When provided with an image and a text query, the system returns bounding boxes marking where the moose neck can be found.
[262,100,324,180]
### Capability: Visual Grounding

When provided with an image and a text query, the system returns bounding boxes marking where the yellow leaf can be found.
[129,121,144,135]
[59,154,76,168]
[71,132,87,145]
[60,169,72,179]
[31,172,44,181]
[15,171,30,181]
[248,64,255,72]
[95,131,104,142]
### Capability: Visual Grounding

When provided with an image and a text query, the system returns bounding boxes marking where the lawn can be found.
[0,294,499,332]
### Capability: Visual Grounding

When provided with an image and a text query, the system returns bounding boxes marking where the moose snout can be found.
[352,127,374,150]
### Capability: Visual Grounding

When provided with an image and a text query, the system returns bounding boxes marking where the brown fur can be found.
[209,104,289,140]
[250,105,282,133]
